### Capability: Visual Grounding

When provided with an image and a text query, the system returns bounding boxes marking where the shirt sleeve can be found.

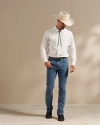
[69,32,77,66]
[40,30,49,63]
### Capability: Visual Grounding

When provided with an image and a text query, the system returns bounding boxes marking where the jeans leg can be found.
[57,58,69,114]
[45,62,57,112]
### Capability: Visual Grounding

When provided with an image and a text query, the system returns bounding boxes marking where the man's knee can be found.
[46,85,54,92]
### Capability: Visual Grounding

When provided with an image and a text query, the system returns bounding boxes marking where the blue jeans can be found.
[45,56,69,114]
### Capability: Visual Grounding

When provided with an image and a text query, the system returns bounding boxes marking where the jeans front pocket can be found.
[61,58,68,63]
[48,57,53,63]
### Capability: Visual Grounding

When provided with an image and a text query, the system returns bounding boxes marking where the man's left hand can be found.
[70,65,75,73]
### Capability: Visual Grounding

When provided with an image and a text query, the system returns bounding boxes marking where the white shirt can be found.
[40,26,77,65]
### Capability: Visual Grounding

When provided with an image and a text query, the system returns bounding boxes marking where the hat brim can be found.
[52,14,74,26]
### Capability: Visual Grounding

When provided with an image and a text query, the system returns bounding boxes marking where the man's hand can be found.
[44,61,53,68]
[70,65,75,73]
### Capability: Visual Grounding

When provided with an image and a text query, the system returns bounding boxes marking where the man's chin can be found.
[62,27,65,29]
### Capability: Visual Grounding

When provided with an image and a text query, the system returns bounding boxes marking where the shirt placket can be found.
[56,30,62,57]
[57,30,62,47]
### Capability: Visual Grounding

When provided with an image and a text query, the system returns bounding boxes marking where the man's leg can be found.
[57,58,69,115]
[45,60,57,112]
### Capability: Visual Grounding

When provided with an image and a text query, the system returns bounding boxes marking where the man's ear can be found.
[57,19,59,22]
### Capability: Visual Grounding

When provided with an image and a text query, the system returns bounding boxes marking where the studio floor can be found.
[0,104,100,125]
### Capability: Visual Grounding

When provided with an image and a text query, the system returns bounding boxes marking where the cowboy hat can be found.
[52,10,74,26]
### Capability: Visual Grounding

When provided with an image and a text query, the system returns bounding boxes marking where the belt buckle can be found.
[56,57,59,61]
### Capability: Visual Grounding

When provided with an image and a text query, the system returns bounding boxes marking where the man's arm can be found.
[69,32,77,73]
[40,30,48,63]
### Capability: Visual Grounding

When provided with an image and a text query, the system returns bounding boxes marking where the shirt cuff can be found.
[43,59,48,63]
[71,61,76,66]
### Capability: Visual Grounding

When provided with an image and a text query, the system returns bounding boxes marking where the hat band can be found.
[58,16,69,22]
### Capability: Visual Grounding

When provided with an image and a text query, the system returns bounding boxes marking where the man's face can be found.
[58,19,66,30]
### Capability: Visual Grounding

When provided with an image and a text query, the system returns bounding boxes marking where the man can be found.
[40,10,76,121]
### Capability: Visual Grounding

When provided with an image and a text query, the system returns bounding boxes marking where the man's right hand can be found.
[44,61,53,68]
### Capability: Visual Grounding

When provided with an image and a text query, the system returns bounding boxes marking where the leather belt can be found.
[49,56,67,61]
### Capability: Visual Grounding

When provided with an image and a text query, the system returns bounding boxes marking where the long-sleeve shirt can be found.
[40,26,77,65]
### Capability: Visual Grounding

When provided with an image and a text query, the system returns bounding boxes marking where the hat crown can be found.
[58,10,70,22]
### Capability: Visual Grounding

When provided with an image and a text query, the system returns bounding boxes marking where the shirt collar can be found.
[54,25,65,33]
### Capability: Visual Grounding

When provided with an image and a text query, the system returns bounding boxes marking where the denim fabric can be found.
[45,56,69,114]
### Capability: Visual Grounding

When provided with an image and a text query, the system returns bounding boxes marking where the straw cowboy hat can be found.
[52,10,74,26]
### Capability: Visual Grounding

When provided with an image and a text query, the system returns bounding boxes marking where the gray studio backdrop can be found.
[0,0,100,104]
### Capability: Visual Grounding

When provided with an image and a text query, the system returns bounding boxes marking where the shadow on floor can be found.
[0,107,58,121]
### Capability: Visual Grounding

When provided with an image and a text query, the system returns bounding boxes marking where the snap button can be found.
[62,38,68,41]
